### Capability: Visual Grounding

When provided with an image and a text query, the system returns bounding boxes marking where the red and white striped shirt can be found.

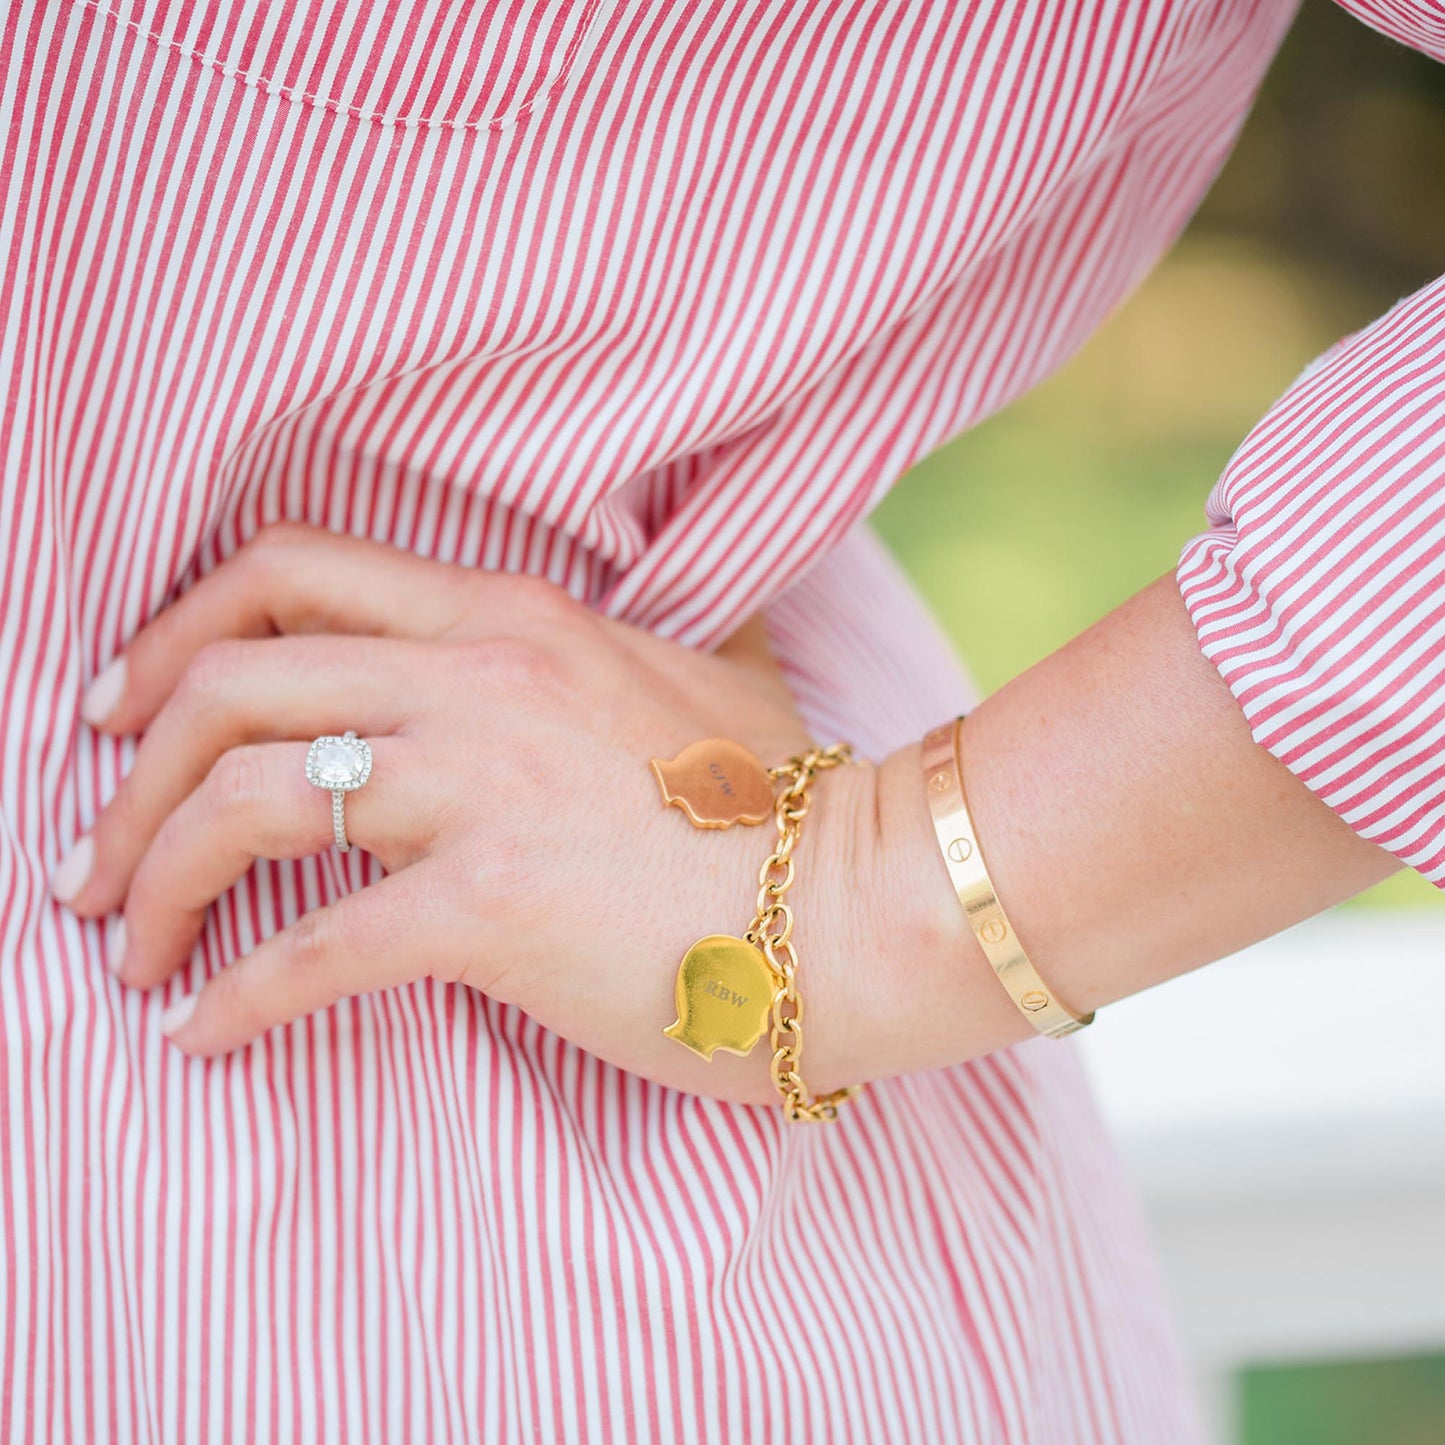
[4,1,1442,1440]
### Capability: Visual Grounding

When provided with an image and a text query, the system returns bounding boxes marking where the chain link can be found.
[742,742,863,1123]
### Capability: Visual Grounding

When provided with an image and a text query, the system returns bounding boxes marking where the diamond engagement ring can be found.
[305,730,373,853]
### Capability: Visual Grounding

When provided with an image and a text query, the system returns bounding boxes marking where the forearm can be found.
[850,571,1401,1078]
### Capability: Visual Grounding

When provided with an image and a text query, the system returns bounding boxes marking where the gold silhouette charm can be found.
[663,934,777,1060]
[649,739,774,829]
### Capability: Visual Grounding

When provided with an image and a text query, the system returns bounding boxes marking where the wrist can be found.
[871,739,1043,1072]
[661,725,1043,1107]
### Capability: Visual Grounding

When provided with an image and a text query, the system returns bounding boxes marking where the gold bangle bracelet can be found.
[920,716,1094,1038]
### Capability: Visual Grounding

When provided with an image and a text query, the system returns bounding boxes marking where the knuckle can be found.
[279,906,346,999]
[137,810,184,894]
[460,635,567,697]
[444,571,586,643]
[178,638,247,712]
[248,518,318,557]
[96,766,145,844]
[209,745,271,817]
[240,520,324,592]
[505,572,577,618]
[206,965,274,1042]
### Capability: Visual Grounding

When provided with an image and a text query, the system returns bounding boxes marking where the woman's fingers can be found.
[160,863,468,1057]
[81,520,577,736]
[61,635,423,918]
[117,739,432,990]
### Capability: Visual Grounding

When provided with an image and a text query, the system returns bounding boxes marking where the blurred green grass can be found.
[1241,1350,1445,1445]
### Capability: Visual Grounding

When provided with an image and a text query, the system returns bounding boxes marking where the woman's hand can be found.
[52,521,942,1107]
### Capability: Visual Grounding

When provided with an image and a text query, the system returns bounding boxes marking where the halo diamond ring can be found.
[305,730,373,853]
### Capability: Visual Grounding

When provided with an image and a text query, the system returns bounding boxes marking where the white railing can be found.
[1073,911,1445,1444]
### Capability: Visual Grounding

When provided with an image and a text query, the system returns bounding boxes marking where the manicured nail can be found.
[79,656,127,727]
[162,992,197,1038]
[51,834,95,904]
[108,916,127,977]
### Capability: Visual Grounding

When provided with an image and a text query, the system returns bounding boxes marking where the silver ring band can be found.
[331,789,350,852]
[304,730,374,855]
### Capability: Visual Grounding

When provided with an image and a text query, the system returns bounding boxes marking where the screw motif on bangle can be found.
[920,716,1094,1038]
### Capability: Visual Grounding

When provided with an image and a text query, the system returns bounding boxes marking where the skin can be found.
[51,520,1400,1107]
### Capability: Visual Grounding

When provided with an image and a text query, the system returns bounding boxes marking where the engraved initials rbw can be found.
[703,978,749,1008]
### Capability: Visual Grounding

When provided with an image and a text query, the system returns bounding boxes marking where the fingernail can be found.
[162,992,197,1038]
[51,834,95,904]
[79,656,127,727]
[108,916,127,977]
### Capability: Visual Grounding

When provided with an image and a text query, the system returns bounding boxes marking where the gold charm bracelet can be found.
[650,737,864,1122]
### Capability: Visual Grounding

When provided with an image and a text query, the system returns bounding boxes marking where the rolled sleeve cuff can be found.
[1175,275,1445,886]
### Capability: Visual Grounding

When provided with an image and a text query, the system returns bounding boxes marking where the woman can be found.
[7,0,1443,1439]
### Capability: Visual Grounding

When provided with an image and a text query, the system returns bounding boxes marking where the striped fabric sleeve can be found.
[1332,0,1445,58]
[1175,272,1445,885]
